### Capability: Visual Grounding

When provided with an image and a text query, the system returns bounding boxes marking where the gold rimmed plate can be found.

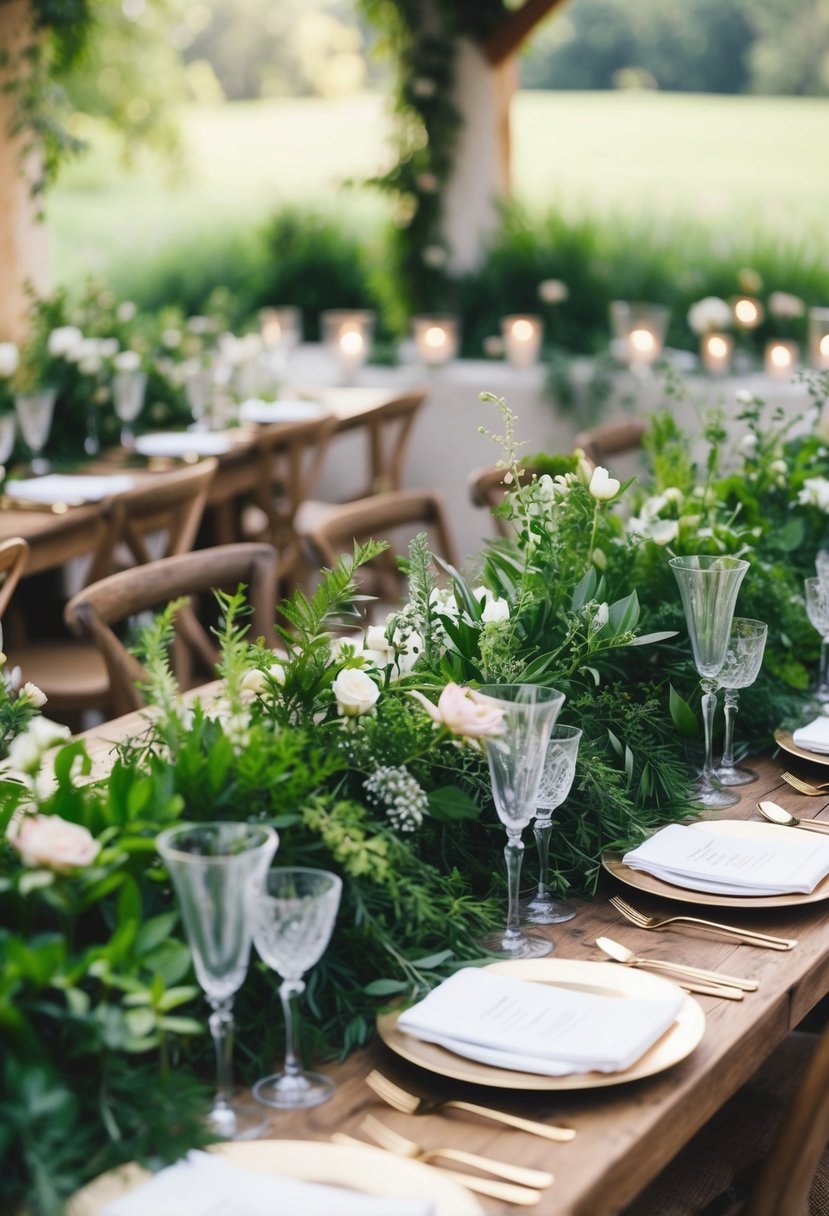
[603,818,829,909]
[376,958,704,1091]
[68,1140,484,1216]
[774,727,829,768]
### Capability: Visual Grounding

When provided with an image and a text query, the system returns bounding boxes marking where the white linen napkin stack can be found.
[5,474,134,504]
[623,823,829,896]
[792,716,829,754]
[398,967,684,1076]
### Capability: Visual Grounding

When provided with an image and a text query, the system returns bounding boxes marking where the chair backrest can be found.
[0,536,29,622]
[65,543,278,717]
[304,489,458,608]
[468,464,545,539]
[356,390,426,496]
[574,418,648,466]
[84,458,218,586]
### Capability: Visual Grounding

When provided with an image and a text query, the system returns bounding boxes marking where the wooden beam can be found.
[484,0,570,66]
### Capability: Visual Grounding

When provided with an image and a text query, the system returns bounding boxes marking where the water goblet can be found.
[476,683,565,958]
[519,724,583,925]
[113,369,148,449]
[15,388,56,474]
[248,866,342,1109]
[713,618,768,786]
[669,554,749,810]
[185,367,214,431]
[156,821,278,1139]
[805,577,829,704]
[0,413,15,480]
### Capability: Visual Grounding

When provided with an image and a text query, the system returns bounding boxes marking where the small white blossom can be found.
[113,349,141,373]
[0,342,19,378]
[364,765,428,833]
[798,477,829,513]
[538,278,569,305]
[588,466,620,501]
[735,389,754,406]
[48,326,83,358]
[592,602,609,631]
[481,596,510,624]
[738,432,758,454]
[21,682,47,708]
[687,297,732,335]
[161,328,182,349]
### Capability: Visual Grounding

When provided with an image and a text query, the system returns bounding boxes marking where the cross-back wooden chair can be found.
[9,460,217,721]
[624,1024,829,1215]
[468,464,546,539]
[335,389,427,497]
[302,489,458,614]
[574,417,648,466]
[64,543,278,717]
[0,536,29,621]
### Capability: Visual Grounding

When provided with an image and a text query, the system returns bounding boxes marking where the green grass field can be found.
[48,90,829,290]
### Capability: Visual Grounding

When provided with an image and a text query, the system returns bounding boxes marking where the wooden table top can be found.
[76,701,829,1215]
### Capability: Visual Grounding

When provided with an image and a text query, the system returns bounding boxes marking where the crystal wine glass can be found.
[248,866,342,1109]
[0,413,15,480]
[713,617,767,786]
[669,555,749,809]
[805,577,829,703]
[15,388,56,474]
[476,683,565,958]
[156,821,278,1139]
[519,724,583,925]
[185,367,214,431]
[259,306,301,388]
[113,369,148,449]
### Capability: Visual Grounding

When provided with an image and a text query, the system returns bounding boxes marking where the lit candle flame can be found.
[769,343,793,368]
[511,318,535,342]
[424,326,447,349]
[630,328,656,354]
[340,329,364,356]
[734,298,760,327]
[707,335,729,358]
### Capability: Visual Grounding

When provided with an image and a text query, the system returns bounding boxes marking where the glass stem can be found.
[720,690,740,771]
[504,831,525,941]
[820,637,829,698]
[533,815,553,897]
[700,679,719,792]
[279,979,305,1078]
[208,999,235,1109]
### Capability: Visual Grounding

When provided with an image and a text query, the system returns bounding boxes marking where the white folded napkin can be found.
[238,398,325,424]
[134,432,233,458]
[623,822,829,896]
[101,1151,434,1216]
[5,474,134,504]
[792,715,829,754]
[398,967,683,1076]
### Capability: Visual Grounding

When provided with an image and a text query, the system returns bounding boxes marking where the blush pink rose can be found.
[11,814,100,873]
[410,683,503,739]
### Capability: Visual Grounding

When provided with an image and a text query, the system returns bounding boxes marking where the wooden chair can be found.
[8,460,217,721]
[302,489,458,613]
[574,417,648,466]
[623,1027,829,1215]
[64,543,278,717]
[0,536,29,623]
[468,464,545,539]
[332,389,427,498]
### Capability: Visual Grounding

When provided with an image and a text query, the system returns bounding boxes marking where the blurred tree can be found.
[744,0,829,96]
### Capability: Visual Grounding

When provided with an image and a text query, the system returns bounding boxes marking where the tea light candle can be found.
[609,301,669,368]
[809,308,829,370]
[701,332,733,375]
[411,315,459,366]
[500,315,543,368]
[732,296,764,329]
[321,310,375,382]
[260,306,301,352]
[764,339,799,381]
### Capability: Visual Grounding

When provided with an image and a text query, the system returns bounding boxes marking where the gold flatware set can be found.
[609,893,796,950]
[779,771,829,798]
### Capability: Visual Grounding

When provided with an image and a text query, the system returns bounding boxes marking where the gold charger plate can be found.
[376,958,704,1091]
[603,818,829,909]
[68,1140,483,1216]
[774,727,829,769]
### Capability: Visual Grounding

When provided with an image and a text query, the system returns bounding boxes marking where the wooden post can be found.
[0,0,50,344]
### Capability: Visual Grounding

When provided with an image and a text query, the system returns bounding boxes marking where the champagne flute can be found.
[476,683,565,958]
[156,821,278,1139]
[113,369,148,449]
[519,724,582,925]
[15,388,56,475]
[805,577,829,703]
[714,618,767,786]
[669,555,749,810]
[248,866,342,1109]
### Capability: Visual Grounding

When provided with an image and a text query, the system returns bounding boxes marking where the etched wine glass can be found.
[15,388,56,474]
[248,866,342,1109]
[476,683,565,958]
[113,369,147,449]
[669,554,750,809]
[805,577,829,703]
[156,821,278,1139]
[519,724,582,925]
[714,618,767,786]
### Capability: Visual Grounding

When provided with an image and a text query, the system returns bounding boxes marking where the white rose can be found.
[365,624,392,654]
[10,813,100,872]
[481,596,510,624]
[687,296,732,335]
[738,433,757,455]
[588,466,621,501]
[113,349,141,373]
[649,519,680,545]
[5,717,71,773]
[0,341,20,378]
[48,326,84,359]
[21,681,47,707]
[332,669,380,717]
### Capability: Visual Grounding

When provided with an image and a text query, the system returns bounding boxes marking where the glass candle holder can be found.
[609,301,669,369]
[321,310,375,383]
[500,315,544,368]
[809,308,829,371]
[764,339,799,382]
[411,315,459,366]
[700,333,733,375]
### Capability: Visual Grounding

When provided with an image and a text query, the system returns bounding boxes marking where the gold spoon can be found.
[595,937,748,998]
[756,800,829,834]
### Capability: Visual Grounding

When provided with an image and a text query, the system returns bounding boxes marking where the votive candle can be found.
[701,333,733,375]
[764,339,799,381]
[411,315,459,366]
[500,315,543,368]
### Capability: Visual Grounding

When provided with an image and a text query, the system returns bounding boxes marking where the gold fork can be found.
[609,895,797,950]
[365,1069,575,1141]
[334,1117,546,1205]
[781,771,829,797]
